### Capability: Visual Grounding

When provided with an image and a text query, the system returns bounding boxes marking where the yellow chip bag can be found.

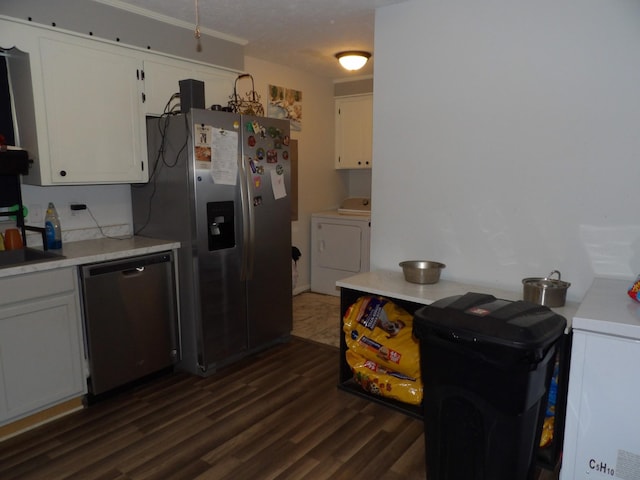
[343,296,420,379]
[540,416,554,448]
[346,349,423,405]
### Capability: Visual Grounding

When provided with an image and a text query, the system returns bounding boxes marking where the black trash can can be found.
[413,292,566,480]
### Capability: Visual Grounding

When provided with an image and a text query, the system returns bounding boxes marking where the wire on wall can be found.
[133,91,191,235]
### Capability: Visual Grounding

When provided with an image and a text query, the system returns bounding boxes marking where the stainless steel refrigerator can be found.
[132,108,292,375]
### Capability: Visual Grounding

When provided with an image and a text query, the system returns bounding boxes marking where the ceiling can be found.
[107,0,409,79]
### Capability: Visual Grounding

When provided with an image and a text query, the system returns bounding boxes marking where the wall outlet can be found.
[69,202,86,217]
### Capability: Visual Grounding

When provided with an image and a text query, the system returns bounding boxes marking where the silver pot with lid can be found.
[522,270,571,307]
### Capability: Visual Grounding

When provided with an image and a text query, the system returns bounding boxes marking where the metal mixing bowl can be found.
[399,260,446,284]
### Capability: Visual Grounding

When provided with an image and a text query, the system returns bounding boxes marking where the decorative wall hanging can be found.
[268,85,302,131]
[227,74,264,116]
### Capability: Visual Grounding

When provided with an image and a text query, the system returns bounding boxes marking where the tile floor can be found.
[292,291,341,348]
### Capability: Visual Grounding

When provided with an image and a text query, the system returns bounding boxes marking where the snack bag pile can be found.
[540,359,559,448]
[343,296,423,405]
[346,350,423,405]
[628,275,640,302]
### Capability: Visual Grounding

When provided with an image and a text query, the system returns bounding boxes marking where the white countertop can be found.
[337,270,578,329]
[573,277,640,339]
[0,236,181,278]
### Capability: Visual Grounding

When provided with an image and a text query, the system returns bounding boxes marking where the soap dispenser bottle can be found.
[45,202,62,249]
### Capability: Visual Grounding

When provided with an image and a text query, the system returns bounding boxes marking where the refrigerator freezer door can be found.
[190,109,248,369]
[241,114,292,348]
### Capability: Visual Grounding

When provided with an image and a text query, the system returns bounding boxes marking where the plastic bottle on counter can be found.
[45,202,62,249]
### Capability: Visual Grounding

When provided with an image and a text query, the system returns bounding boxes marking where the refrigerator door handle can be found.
[239,155,254,280]
[245,158,256,279]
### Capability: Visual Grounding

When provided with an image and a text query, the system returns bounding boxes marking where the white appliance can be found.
[311,204,370,296]
[560,278,640,480]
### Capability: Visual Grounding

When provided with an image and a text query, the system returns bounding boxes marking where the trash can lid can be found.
[414,292,566,351]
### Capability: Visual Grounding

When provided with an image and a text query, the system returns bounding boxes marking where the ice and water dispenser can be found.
[206,201,235,251]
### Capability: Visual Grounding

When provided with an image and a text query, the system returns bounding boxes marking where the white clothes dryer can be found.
[311,210,370,296]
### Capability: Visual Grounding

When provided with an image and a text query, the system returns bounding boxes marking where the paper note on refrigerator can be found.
[271,169,287,200]
[194,124,213,164]
[210,128,238,185]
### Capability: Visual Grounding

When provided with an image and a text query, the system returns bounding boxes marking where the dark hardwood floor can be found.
[0,338,557,479]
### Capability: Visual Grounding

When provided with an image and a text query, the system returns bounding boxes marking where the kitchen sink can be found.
[0,247,65,269]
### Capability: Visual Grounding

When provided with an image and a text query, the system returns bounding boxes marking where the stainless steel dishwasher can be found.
[80,251,180,395]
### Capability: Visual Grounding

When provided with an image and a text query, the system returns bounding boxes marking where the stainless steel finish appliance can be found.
[80,252,179,395]
[132,109,292,375]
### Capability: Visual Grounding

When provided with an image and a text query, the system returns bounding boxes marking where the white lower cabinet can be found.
[0,268,86,425]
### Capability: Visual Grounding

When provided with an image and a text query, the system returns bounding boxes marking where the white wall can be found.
[19,184,132,244]
[372,0,640,301]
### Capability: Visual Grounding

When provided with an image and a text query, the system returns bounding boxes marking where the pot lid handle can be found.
[545,270,561,281]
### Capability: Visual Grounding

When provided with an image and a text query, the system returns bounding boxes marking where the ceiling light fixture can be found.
[335,51,371,71]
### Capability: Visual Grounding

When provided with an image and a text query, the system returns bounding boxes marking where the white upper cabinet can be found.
[143,60,236,116]
[0,17,239,186]
[38,37,148,184]
[335,94,373,169]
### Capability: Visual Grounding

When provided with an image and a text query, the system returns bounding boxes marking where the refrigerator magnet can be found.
[249,159,257,173]
[248,135,256,147]
[254,176,262,188]
[266,150,277,163]
[253,196,263,206]
[256,165,265,175]
[276,164,284,175]
[282,150,289,160]
[256,148,265,160]
[252,121,261,133]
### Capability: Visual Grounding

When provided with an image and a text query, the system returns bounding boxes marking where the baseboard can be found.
[0,397,84,442]
[293,283,310,296]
